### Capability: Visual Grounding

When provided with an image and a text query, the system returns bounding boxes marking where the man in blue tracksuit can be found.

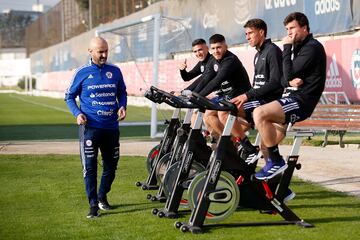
[65,37,127,218]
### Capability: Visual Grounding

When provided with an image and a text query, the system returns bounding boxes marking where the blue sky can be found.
[0,0,60,12]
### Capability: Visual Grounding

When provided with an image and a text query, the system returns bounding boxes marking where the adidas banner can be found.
[304,0,353,35]
[162,0,359,47]
[255,0,305,41]
[323,37,360,102]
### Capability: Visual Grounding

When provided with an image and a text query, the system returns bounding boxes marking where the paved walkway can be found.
[1,140,359,197]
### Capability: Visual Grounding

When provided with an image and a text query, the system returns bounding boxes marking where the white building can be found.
[0,48,30,87]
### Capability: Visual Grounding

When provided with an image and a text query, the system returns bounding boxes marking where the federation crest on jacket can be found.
[106,71,113,79]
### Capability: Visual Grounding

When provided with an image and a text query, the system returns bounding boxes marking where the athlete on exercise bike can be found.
[191,34,251,139]
[219,18,283,162]
[252,12,326,180]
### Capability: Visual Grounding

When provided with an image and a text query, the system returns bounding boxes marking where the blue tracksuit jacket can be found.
[65,60,127,129]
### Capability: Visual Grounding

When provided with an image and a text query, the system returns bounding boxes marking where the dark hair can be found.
[244,18,267,37]
[191,38,206,47]
[209,34,226,44]
[283,12,310,32]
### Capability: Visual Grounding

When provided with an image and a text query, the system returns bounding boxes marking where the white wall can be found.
[0,58,31,86]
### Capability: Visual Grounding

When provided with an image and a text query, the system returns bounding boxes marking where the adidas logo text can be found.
[326,54,342,88]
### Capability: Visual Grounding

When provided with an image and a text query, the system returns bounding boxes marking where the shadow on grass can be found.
[200,220,313,234]
[111,201,156,209]
[292,191,348,200]
[165,209,192,218]
[200,214,360,233]
[101,204,163,215]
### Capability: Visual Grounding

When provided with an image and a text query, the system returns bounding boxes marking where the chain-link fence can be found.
[25,0,162,56]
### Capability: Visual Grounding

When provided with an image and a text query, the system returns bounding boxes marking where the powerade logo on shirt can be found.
[87,84,116,90]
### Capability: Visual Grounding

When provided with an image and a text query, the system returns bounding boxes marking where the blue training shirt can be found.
[65,60,127,129]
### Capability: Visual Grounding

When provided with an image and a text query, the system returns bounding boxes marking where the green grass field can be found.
[1,93,360,239]
[0,154,359,240]
[1,93,360,146]
[0,93,173,140]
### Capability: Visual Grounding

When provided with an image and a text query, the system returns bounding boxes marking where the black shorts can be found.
[243,99,266,123]
[276,97,308,124]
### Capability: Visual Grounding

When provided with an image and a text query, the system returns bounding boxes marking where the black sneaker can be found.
[98,196,111,211]
[87,205,100,219]
[240,148,259,164]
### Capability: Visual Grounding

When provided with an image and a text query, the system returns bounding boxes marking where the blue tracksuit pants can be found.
[79,125,120,206]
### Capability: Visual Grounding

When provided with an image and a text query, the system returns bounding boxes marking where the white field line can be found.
[8,93,165,126]
[9,94,69,113]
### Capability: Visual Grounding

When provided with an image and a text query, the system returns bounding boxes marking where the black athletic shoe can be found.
[87,205,100,219]
[241,148,261,165]
[98,196,111,211]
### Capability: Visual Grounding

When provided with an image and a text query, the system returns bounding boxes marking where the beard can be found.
[99,57,107,64]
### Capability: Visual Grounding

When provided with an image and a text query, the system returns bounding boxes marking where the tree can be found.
[0,11,38,48]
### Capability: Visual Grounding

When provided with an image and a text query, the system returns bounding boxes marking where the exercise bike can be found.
[152,92,213,218]
[144,87,208,202]
[135,87,181,192]
[175,92,313,234]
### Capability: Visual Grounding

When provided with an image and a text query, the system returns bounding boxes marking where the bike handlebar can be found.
[189,92,237,113]
[144,86,197,109]
[144,87,238,114]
